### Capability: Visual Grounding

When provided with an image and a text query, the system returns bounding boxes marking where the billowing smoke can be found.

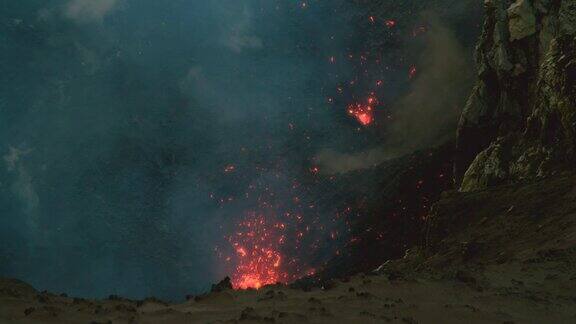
[387,19,473,150]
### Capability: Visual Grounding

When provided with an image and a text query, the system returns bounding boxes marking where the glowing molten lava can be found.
[347,95,378,126]
[218,169,352,290]
[228,213,288,289]
[409,65,417,79]
[385,20,397,28]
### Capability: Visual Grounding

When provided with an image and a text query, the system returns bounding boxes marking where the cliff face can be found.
[455,0,576,191]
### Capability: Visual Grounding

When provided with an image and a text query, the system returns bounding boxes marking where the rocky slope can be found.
[456,0,576,191]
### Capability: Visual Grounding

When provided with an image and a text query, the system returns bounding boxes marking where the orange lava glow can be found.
[228,213,288,289]
[347,95,378,126]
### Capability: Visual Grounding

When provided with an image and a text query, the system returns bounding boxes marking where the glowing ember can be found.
[348,103,373,126]
[217,153,353,290]
[228,213,288,289]
[409,65,417,79]
[385,20,396,28]
[347,95,378,126]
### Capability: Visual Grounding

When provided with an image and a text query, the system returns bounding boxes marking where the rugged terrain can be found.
[456,0,576,190]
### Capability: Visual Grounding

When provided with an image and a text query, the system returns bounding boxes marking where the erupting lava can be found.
[347,95,378,126]
[228,213,289,289]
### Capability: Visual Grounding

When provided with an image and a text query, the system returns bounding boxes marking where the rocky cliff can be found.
[456,0,576,191]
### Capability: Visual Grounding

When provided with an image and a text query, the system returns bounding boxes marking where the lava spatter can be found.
[219,171,353,290]
[347,94,378,126]
[228,212,288,289]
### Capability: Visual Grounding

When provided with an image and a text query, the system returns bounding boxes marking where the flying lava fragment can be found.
[347,95,378,126]
[385,20,396,28]
[228,213,287,290]
[409,65,417,79]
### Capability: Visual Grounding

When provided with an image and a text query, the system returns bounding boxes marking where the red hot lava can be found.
[227,213,289,289]
[385,20,396,28]
[347,94,378,126]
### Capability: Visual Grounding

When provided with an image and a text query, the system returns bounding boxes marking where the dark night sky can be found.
[0,0,479,301]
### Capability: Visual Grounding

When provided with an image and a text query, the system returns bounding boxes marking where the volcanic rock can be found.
[456,0,576,191]
[211,276,233,293]
[507,0,537,41]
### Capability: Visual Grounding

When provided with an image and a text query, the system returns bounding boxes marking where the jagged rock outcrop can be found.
[210,277,233,293]
[455,0,576,191]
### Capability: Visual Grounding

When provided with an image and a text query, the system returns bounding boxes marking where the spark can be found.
[409,65,417,79]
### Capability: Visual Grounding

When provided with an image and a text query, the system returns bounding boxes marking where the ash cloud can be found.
[64,0,119,23]
[0,0,480,300]
[387,21,472,151]
[221,6,263,53]
[3,147,39,226]
[0,0,362,301]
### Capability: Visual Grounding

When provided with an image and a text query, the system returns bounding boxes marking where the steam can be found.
[64,0,119,23]
[3,147,39,224]
[221,6,263,53]
[387,21,472,150]
[317,18,473,174]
